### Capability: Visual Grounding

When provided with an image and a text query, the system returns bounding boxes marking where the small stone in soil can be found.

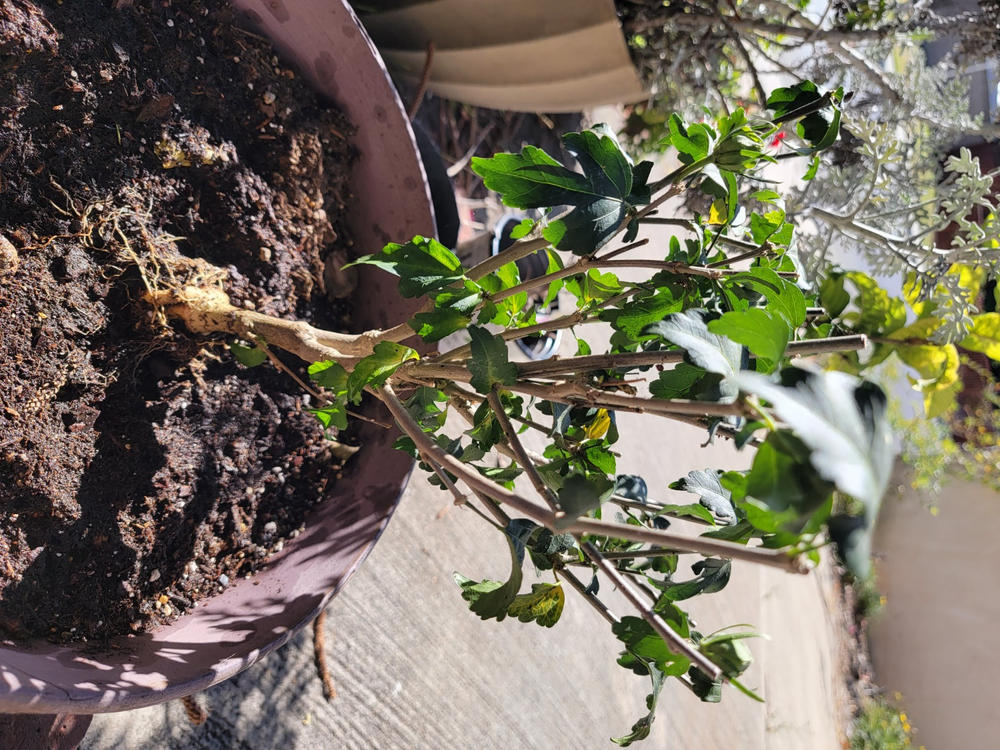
[218,574,229,587]
[0,234,18,275]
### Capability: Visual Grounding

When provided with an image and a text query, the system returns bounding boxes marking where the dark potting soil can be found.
[0,0,361,642]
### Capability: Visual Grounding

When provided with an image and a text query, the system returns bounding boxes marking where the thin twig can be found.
[583,546,682,561]
[407,41,435,120]
[378,385,806,572]
[595,237,651,262]
[608,496,714,526]
[560,566,619,626]
[512,335,869,379]
[582,542,722,680]
[571,518,807,573]
[419,449,468,505]
[707,243,771,267]
[487,387,562,516]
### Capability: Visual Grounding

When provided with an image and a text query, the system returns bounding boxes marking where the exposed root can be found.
[145,285,368,365]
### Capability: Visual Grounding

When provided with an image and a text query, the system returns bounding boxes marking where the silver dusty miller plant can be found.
[789,110,1000,341]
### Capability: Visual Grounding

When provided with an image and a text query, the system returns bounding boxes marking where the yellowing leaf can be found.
[947,262,986,305]
[845,271,906,335]
[961,313,1000,360]
[708,200,726,225]
[924,377,961,418]
[887,318,941,342]
[897,343,959,390]
[507,583,565,627]
[903,273,932,317]
[584,408,612,439]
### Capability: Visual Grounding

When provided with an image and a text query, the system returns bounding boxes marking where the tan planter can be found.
[359,0,646,112]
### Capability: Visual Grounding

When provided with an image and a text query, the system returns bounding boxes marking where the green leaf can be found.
[743,432,835,532]
[351,235,465,298]
[230,341,267,367]
[613,615,692,677]
[409,286,482,342]
[509,218,535,239]
[557,473,616,522]
[802,154,821,181]
[727,268,807,327]
[668,113,711,162]
[584,442,617,475]
[346,341,418,402]
[688,666,723,703]
[731,366,894,513]
[471,146,596,208]
[701,520,755,543]
[700,634,754,679]
[543,198,627,255]
[308,403,348,431]
[645,310,744,380]
[308,360,348,394]
[602,286,684,340]
[670,469,737,524]
[404,386,448,430]
[409,307,472,342]
[819,272,850,318]
[708,308,790,365]
[657,558,732,603]
[650,363,707,400]
[563,125,633,199]
[453,535,523,621]
[467,326,518,394]
[477,127,638,255]
[507,583,565,627]
[628,159,654,205]
[655,502,716,524]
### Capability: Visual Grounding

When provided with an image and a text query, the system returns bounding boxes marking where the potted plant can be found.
[0,0,432,725]
[127,83,894,743]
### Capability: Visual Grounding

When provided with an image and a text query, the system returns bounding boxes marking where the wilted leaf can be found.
[611,665,665,747]
[453,536,523,621]
[670,469,737,524]
[507,583,565,627]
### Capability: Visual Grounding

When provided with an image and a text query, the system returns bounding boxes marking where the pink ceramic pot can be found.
[0,0,433,714]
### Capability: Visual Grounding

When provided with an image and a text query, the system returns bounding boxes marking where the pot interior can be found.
[0,0,433,714]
